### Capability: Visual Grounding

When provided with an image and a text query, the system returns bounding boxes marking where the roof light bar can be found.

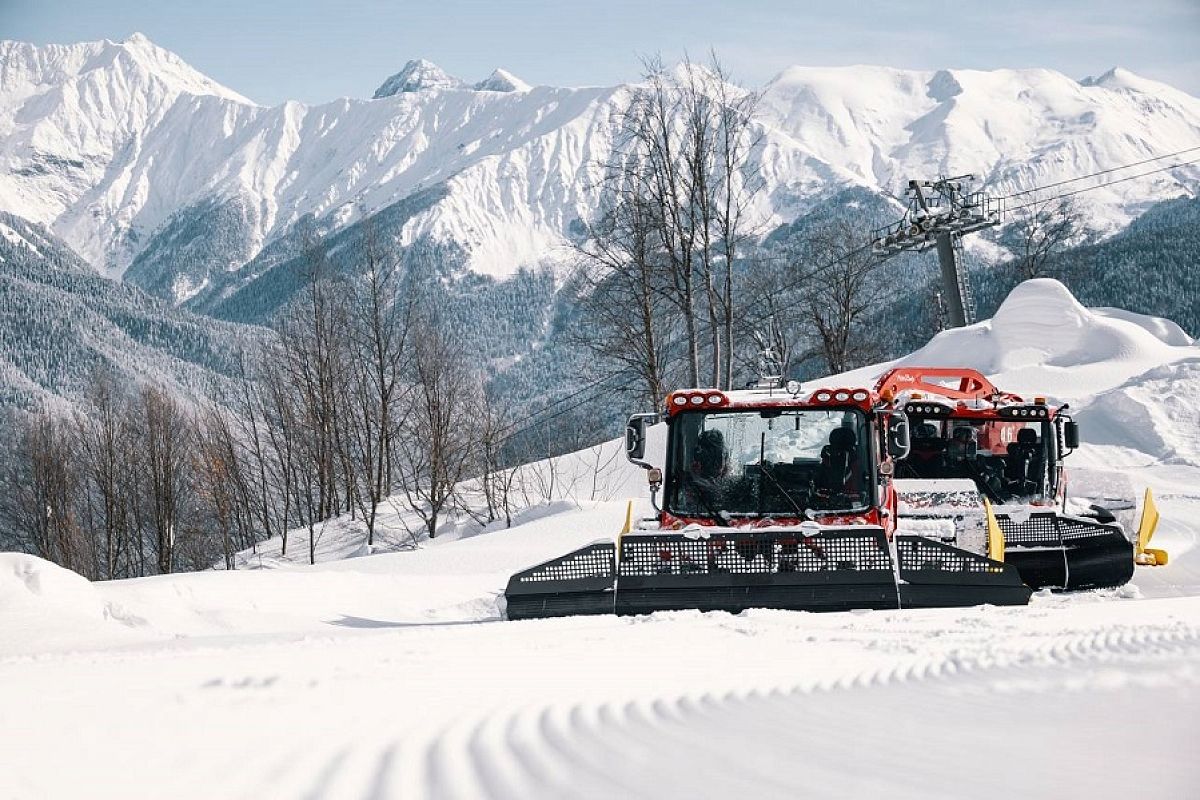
[904,401,952,417]
[998,405,1050,419]
[666,390,730,413]
[810,388,872,406]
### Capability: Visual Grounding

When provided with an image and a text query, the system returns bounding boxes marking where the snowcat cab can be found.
[876,367,1160,591]
[505,383,1031,620]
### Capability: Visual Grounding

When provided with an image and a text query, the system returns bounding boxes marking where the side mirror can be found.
[625,423,645,461]
[886,412,911,460]
[625,413,659,466]
[1063,420,1080,450]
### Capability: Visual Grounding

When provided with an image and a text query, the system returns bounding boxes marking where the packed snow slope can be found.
[2,279,1199,799]
[1,34,1198,294]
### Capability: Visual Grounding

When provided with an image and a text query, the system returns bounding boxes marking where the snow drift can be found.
[1075,358,1200,467]
[0,553,104,616]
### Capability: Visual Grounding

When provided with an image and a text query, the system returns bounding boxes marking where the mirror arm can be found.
[646,467,662,513]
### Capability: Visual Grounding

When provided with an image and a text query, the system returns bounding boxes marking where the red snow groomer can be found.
[876,367,1163,591]
[505,381,1032,620]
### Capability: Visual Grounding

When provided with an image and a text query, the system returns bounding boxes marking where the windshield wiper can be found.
[758,461,808,518]
[675,477,732,522]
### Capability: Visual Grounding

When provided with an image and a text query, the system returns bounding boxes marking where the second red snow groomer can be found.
[875,366,1156,591]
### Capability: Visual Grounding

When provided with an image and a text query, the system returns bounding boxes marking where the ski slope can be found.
[2,280,1199,799]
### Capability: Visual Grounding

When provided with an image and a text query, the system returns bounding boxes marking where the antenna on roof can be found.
[751,328,783,391]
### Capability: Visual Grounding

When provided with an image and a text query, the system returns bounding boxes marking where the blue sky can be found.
[3,0,1197,105]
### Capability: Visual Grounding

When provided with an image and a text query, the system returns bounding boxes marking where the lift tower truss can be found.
[872,175,1002,328]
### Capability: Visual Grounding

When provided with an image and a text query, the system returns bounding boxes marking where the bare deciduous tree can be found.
[345,215,414,546]
[801,221,884,375]
[194,405,260,570]
[1003,196,1092,281]
[0,409,90,575]
[582,52,763,393]
[139,385,192,575]
[73,372,137,579]
[573,192,679,407]
[395,317,480,539]
[272,222,356,563]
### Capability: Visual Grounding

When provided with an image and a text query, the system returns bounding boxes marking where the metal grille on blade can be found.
[618,532,892,577]
[515,544,615,583]
[897,536,1005,574]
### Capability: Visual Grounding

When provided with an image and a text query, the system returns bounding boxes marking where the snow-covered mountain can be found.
[1,34,1199,304]
[474,68,532,94]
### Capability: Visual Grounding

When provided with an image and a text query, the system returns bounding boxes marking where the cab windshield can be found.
[667,408,872,518]
[898,416,1056,502]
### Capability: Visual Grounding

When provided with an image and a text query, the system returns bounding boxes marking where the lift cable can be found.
[1004,155,1200,214]
[491,371,624,446]
[996,144,1200,200]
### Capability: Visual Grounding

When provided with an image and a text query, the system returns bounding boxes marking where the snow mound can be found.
[1093,307,1195,347]
[474,68,530,93]
[372,59,465,97]
[0,552,108,619]
[0,553,155,654]
[897,279,1196,399]
[1075,357,1200,466]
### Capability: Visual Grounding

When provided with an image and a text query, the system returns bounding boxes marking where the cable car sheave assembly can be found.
[504,368,1163,620]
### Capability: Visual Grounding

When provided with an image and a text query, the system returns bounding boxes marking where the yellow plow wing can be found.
[1135,487,1168,566]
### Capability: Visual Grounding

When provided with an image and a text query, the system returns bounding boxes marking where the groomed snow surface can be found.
[2,280,1199,799]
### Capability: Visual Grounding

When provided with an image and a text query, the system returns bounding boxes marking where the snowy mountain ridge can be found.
[1,34,1198,299]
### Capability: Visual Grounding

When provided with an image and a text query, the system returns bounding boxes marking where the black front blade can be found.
[505,529,1035,619]
[998,513,1134,590]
